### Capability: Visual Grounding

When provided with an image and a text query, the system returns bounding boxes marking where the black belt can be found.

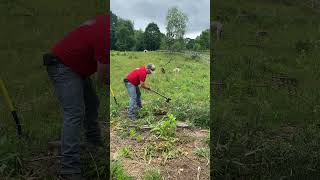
[123,79,129,82]
[43,53,63,66]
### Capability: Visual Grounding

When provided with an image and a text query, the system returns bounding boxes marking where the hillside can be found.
[212,0,320,178]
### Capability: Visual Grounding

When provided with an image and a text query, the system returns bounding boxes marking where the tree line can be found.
[110,7,209,52]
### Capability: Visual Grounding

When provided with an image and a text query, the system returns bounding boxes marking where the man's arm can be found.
[92,15,109,86]
[139,73,150,90]
[97,61,109,86]
[140,82,150,90]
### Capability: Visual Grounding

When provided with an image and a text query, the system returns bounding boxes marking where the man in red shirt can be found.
[43,14,109,180]
[124,64,155,120]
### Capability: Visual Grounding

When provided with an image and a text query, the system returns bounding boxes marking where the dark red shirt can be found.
[126,66,147,86]
[52,14,110,76]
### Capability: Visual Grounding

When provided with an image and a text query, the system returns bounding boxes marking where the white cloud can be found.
[111,0,209,39]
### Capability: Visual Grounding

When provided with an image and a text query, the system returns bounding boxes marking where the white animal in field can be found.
[173,68,180,73]
[144,49,148,53]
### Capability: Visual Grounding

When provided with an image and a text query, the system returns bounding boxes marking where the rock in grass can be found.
[176,121,189,128]
[139,121,189,132]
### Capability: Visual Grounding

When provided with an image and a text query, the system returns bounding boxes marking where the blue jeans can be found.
[124,81,141,119]
[46,63,102,174]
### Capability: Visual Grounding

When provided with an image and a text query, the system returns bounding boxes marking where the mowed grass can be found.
[0,0,108,179]
[110,51,210,127]
[212,0,320,178]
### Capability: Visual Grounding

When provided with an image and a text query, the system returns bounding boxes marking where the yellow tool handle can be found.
[0,78,22,138]
[0,78,15,111]
[110,85,115,97]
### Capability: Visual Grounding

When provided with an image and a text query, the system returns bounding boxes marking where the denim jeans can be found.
[124,81,141,119]
[46,63,102,174]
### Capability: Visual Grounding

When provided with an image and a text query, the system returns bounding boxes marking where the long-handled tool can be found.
[0,78,22,138]
[110,85,119,106]
[160,51,174,74]
[149,89,171,102]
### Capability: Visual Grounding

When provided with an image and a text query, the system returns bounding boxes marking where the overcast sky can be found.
[111,0,210,39]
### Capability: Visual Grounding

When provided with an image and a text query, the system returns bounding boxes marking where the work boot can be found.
[60,173,85,180]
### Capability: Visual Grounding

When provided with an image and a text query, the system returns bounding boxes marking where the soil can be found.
[21,121,109,179]
[111,127,210,180]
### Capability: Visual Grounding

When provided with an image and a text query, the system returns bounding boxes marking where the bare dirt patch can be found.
[111,126,210,180]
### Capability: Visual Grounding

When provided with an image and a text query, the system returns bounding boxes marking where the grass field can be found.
[212,0,320,178]
[110,51,210,179]
[0,1,108,179]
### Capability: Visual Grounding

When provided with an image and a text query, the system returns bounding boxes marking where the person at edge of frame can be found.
[43,14,109,180]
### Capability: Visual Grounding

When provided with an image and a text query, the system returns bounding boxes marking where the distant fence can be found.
[156,50,210,64]
[306,0,320,9]
[156,50,209,53]
[292,0,320,12]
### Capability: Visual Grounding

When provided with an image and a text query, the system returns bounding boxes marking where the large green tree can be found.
[135,29,145,51]
[110,11,118,50]
[198,29,210,50]
[115,19,135,51]
[194,36,202,51]
[144,22,161,51]
[159,32,167,50]
[165,6,188,50]
[185,38,195,50]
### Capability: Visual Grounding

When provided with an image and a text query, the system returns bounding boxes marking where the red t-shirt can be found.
[126,66,147,86]
[52,14,110,76]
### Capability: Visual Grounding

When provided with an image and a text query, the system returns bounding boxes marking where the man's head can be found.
[146,64,156,74]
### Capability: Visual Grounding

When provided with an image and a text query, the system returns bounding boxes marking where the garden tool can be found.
[110,85,119,106]
[0,78,22,138]
[149,88,171,103]
[161,52,173,74]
